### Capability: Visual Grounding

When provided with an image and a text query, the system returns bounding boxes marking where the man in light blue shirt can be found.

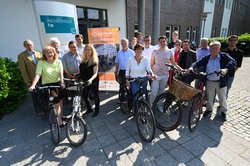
[196,38,210,61]
[115,38,135,102]
[62,41,82,78]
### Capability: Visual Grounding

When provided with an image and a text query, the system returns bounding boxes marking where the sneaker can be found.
[221,112,227,121]
[203,110,212,117]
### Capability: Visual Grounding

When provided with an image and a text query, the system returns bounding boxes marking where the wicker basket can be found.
[168,78,201,101]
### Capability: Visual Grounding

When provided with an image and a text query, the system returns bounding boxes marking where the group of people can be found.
[18,31,243,125]
[116,32,243,122]
[18,34,100,127]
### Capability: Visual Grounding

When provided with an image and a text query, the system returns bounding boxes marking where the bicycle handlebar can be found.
[37,85,61,90]
[64,78,88,86]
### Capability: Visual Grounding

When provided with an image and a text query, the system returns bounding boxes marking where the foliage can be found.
[0,57,27,117]
[209,33,250,55]
[0,58,10,100]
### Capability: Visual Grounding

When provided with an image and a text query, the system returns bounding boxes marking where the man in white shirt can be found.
[142,35,157,62]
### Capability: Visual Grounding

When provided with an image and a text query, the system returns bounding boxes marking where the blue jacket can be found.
[192,52,236,87]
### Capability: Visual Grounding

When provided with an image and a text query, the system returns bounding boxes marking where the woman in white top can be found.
[126,43,156,101]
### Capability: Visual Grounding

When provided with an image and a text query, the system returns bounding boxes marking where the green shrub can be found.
[0,57,27,117]
[0,58,10,100]
[209,33,250,55]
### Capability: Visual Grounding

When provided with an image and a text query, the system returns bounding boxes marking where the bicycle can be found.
[64,78,88,146]
[36,85,62,145]
[120,77,156,142]
[188,70,221,132]
[152,64,200,131]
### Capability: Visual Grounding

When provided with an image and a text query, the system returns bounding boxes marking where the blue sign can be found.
[40,15,76,34]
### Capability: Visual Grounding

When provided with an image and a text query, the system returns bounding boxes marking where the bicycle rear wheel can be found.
[188,94,202,132]
[136,100,156,142]
[66,116,87,146]
[119,88,131,113]
[49,108,60,145]
[152,92,182,131]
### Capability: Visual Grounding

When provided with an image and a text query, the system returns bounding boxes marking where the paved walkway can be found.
[1,58,250,166]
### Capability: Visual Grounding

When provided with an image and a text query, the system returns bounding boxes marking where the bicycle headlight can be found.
[49,97,54,101]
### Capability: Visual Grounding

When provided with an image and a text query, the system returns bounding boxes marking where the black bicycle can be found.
[64,78,88,146]
[36,85,62,145]
[120,77,156,142]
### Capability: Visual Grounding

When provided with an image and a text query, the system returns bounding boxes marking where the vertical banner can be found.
[88,27,120,91]
[34,1,78,50]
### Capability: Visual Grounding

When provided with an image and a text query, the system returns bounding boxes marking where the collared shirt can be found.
[206,54,221,81]
[27,50,37,64]
[126,56,151,78]
[142,45,157,61]
[62,51,82,75]
[115,48,135,70]
[196,47,210,61]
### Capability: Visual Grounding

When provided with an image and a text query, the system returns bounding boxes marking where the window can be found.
[134,24,138,36]
[186,27,191,40]
[165,26,171,42]
[76,6,108,43]
[173,26,180,38]
[192,27,197,42]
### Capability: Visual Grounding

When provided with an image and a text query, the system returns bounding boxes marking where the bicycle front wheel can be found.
[136,100,156,142]
[152,92,182,131]
[66,116,87,146]
[49,108,60,145]
[188,94,202,132]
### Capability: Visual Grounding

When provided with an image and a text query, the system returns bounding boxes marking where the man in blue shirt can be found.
[189,41,236,121]
[115,38,135,102]
[196,37,210,61]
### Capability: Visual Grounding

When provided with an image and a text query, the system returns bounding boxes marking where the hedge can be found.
[209,33,250,55]
[0,57,27,118]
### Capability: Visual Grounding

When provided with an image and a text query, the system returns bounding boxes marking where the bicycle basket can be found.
[168,78,200,101]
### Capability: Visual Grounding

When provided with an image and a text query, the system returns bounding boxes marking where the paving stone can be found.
[82,138,101,154]
[169,145,195,163]
[209,144,237,163]
[111,128,131,141]
[97,133,116,147]
[230,155,250,166]
[109,153,133,166]
[221,138,247,154]
[85,149,108,165]
[199,149,227,166]
[193,134,218,148]
[154,152,179,166]
[240,149,250,162]
[126,148,155,166]
[103,142,124,159]
[185,158,204,166]
[182,139,206,157]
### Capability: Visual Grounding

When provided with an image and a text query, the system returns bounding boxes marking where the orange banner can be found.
[88,27,120,44]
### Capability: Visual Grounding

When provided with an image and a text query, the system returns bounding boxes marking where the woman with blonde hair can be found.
[79,44,100,117]
[29,46,65,126]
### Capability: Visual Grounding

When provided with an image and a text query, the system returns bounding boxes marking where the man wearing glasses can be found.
[221,35,244,98]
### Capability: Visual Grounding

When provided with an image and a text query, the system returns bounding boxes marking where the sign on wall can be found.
[40,15,76,34]
[88,27,120,44]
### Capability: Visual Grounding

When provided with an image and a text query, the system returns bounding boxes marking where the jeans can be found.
[131,77,148,105]
[226,76,234,99]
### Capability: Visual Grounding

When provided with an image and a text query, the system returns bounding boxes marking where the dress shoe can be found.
[221,112,227,121]
[83,108,93,115]
[92,110,99,118]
